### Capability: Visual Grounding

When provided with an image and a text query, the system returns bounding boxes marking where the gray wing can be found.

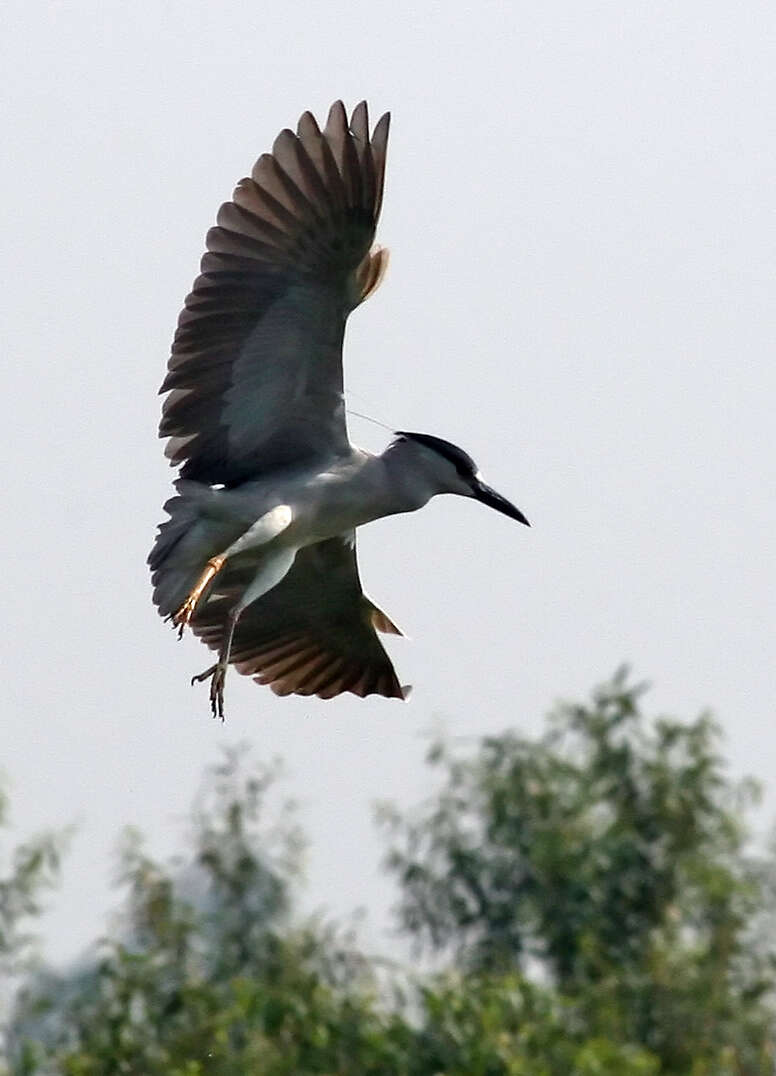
[159,101,390,486]
[193,537,406,700]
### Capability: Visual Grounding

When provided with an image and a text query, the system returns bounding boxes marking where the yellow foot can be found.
[171,555,226,638]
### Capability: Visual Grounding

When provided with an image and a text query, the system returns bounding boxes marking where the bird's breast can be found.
[285,467,392,546]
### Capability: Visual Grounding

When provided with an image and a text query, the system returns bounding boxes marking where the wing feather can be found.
[191,536,405,702]
[159,101,390,486]
[271,130,331,216]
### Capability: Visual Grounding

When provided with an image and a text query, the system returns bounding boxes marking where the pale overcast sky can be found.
[3,1,775,964]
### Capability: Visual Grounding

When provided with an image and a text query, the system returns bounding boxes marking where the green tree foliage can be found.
[0,780,64,1074]
[12,758,307,1070]
[382,668,776,1072]
[0,786,63,977]
[4,673,776,1075]
[6,752,414,1076]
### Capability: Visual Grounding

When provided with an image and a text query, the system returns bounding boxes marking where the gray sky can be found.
[3,1,775,965]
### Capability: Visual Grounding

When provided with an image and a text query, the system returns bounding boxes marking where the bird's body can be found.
[151,440,462,617]
[150,101,528,716]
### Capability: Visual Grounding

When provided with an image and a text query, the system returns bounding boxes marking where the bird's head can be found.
[389,431,530,526]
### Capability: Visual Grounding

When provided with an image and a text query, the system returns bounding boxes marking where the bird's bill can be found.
[472,479,530,526]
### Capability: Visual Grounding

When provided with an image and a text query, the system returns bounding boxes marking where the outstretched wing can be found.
[159,101,390,486]
[193,537,406,700]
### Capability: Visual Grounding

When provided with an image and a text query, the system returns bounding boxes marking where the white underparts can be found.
[237,547,298,613]
[220,504,296,615]
[224,504,293,557]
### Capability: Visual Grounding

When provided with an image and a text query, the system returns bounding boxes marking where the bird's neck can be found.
[375,443,438,516]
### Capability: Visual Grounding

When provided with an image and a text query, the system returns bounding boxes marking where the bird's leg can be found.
[191,607,241,721]
[172,555,226,638]
[186,527,297,721]
[172,506,293,639]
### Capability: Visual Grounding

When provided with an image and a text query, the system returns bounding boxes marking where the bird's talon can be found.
[172,595,198,638]
[191,662,227,721]
[172,556,227,640]
[191,664,216,686]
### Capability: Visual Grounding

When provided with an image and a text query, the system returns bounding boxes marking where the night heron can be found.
[150,100,529,718]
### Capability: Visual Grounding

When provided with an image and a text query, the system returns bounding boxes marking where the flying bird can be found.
[150,101,529,718]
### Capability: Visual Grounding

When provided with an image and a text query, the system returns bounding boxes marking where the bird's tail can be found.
[148,481,224,619]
